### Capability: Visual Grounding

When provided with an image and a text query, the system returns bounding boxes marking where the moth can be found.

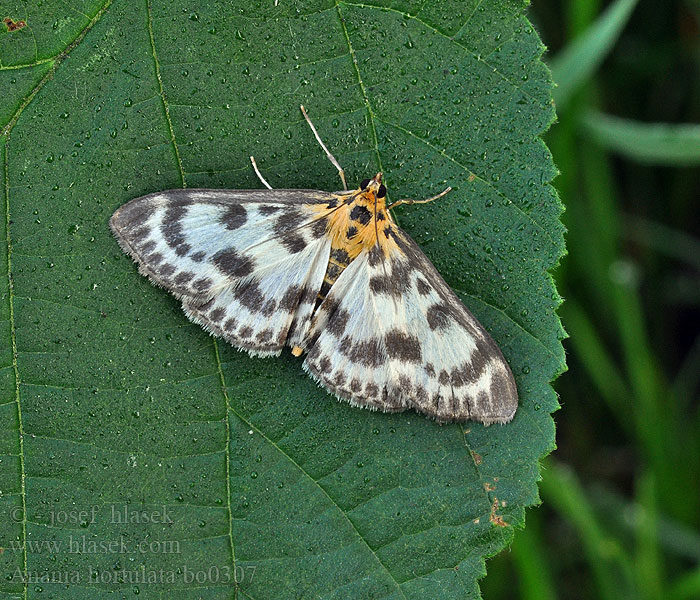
[110,106,518,424]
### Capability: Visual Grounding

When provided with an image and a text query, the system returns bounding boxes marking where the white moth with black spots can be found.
[110,106,518,424]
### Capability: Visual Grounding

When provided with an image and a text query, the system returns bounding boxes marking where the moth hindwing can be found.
[111,179,518,424]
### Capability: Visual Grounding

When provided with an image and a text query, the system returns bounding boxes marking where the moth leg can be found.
[250,156,273,189]
[388,186,452,210]
[300,105,347,190]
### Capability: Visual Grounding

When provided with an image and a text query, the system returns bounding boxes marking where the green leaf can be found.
[581,110,700,165]
[550,0,639,110]
[1,1,565,597]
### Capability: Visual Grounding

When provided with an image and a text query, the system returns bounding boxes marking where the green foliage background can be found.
[483,1,700,599]
[0,1,565,598]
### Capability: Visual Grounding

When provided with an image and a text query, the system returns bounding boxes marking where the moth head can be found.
[359,173,387,199]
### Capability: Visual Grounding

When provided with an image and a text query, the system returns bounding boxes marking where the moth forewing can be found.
[109,188,340,356]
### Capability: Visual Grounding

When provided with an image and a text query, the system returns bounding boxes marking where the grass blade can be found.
[582,111,700,165]
[510,511,558,600]
[635,472,664,600]
[540,460,637,600]
[670,569,700,600]
[551,0,640,109]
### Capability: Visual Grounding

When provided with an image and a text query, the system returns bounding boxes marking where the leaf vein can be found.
[4,138,28,600]
[334,1,385,177]
[1,0,114,137]
[213,340,238,595]
[227,402,409,598]
[340,0,540,104]
[145,0,185,188]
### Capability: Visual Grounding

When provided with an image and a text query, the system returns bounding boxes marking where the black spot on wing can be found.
[364,382,379,399]
[327,307,350,337]
[431,392,442,414]
[130,226,151,247]
[197,297,215,312]
[256,328,273,342]
[233,280,264,311]
[140,240,156,255]
[397,375,412,395]
[369,258,412,297]
[346,226,358,239]
[213,248,255,278]
[416,278,431,296]
[259,205,282,216]
[318,356,332,373]
[488,364,518,416]
[162,202,191,257]
[193,277,212,291]
[273,209,308,254]
[426,303,452,331]
[174,271,195,285]
[274,208,304,232]
[281,234,306,254]
[209,307,226,323]
[449,352,487,387]
[220,204,247,230]
[339,336,386,367]
[302,287,318,304]
[384,329,422,363]
[279,285,303,311]
[311,216,329,239]
[159,263,176,277]
[262,299,277,317]
[367,245,383,267]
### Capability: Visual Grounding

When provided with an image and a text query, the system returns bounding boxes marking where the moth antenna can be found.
[388,186,452,210]
[300,105,347,190]
[250,156,273,189]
